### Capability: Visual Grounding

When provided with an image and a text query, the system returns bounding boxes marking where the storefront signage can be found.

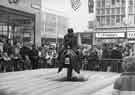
[96,32,125,38]
[8,0,18,4]
[31,4,41,10]
[127,32,135,39]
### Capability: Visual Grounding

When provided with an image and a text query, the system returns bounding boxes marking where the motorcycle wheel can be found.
[67,67,72,80]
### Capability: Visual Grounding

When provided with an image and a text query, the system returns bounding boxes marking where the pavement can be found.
[0,69,120,95]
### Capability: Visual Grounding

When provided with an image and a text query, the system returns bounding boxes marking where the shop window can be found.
[116,16,120,23]
[121,7,125,14]
[106,8,110,15]
[129,6,133,14]
[96,0,101,8]
[101,9,105,15]
[121,15,125,23]
[121,0,125,5]
[129,0,133,6]
[111,16,115,25]
[128,15,134,25]
[96,16,100,25]
[134,16,135,24]
[116,8,120,14]
[101,16,105,25]
[102,0,105,7]
[106,16,110,25]
[111,8,115,14]
[117,0,120,3]
[112,0,115,5]
[96,9,100,15]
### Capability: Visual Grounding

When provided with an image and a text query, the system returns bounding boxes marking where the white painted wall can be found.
[42,0,95,32]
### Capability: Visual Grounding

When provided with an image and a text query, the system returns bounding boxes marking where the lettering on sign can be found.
[96,33,125,38]
[127,32,135,39]
[31,4,41,10]
[8,0,18,4]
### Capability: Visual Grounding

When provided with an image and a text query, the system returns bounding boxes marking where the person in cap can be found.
[112,56,135,95]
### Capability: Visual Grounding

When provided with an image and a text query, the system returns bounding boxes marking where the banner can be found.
[71,0,81,11]
[88,0,94,13]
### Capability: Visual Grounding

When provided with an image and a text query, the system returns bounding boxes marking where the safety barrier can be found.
[0,56,123,73]
[81,58,123,73]
[0,57,57,73]
[99,59,123,73]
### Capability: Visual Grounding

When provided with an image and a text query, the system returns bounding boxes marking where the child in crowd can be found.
[112,56,135,95]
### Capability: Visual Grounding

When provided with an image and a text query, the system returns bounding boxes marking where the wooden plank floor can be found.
[0,69,120,95]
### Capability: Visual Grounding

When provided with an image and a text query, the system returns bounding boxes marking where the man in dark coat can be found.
[30,45,38,69]
[58,28,80,73]
[111,45,122,59]
[111,45,122,72]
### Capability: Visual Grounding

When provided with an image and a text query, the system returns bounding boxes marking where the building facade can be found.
[0,0,42,46]
[41,0,69,46]
[95,0,135,44]
[41,11,68,45]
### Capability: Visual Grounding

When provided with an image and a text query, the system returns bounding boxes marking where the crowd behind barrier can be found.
[0,41,134,73]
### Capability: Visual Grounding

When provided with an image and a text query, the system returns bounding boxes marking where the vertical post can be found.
[125,0,128,43]
[56,16,58,50]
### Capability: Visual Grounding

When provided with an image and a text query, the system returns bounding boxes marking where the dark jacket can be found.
[64,34,78,49]
[20,46,31,59]
[111,49,122,59]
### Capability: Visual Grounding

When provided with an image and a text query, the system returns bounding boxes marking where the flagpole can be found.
[56,16,58,51]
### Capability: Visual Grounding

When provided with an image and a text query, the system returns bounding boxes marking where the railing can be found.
[0,56,123,73]
[81,58,123,73]
[0,57,57,73]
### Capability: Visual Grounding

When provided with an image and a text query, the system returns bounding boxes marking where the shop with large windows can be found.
[0,6,35,45]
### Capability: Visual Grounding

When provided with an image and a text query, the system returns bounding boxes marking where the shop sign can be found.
[96,32,125,38]
[128,40,135,43]
[8,0,18,4]
[31,4,41,10]
[127,32,135,39]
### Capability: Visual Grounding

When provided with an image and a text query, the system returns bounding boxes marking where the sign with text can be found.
[127,32,135,39]
[96,32,125,38]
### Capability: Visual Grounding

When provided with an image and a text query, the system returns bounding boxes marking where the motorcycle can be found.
[65,54,72,80]
[63,46,78,80]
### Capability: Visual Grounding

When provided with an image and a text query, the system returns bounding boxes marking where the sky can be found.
[42,0,95,32]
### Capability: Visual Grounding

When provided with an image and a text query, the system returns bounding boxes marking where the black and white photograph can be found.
[0,0,135,95]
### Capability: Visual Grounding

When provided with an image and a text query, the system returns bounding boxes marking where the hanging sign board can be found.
[96,32,125,38]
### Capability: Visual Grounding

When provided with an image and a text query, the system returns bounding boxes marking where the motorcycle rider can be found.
[58,28,80,73]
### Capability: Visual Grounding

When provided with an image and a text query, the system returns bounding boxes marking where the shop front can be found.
[127,32,135,43]
[95,32,126,47]
[0,0,41,46]
[0,6,35,45]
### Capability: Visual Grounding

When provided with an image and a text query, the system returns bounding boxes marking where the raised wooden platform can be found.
[0,69,120,95]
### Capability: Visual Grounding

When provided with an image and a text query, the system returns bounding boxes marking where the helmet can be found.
[68,28,74,33]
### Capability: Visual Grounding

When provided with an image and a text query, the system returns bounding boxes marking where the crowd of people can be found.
[0,37,135,73]
[0,40,58,72]
[79,43,135,72]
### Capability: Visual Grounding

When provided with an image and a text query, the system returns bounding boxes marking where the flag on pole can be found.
[88,0,94,13]
[71,0,81,11]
